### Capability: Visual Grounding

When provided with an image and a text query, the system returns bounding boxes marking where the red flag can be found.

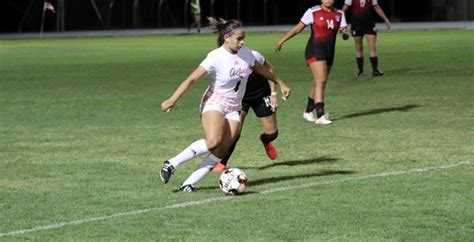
[43,0,55,13]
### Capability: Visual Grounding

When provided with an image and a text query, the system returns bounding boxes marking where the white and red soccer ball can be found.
[219,168,248,195]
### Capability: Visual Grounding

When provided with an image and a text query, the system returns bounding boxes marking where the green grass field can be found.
[1,29,473,240]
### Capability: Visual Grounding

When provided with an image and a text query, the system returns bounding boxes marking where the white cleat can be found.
[303,111,316,122]
[315,115,333,125]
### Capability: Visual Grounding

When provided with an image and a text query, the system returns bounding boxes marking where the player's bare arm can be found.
[253,61,291,100]
[275,22,306,52]
[374,5,391,30]
[161,66,207,112]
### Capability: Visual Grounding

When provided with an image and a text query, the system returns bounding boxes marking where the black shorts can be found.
[305,45,335,66]
[350,24,377,37]
[242,95,274,118]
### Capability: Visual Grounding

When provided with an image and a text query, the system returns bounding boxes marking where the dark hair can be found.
[207,17,243,46]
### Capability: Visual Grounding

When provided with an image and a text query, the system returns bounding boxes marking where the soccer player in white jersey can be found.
[212,50,281,173]
[160,17,291,192]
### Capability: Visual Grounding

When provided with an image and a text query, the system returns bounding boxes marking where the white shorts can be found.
[200,89,242,122]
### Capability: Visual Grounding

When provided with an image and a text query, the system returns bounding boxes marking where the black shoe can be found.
[180,184,197,192]
[372,69,384,77]
[160,161,174,184]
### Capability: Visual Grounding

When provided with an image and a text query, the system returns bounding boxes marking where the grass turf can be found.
[0,29,473,240]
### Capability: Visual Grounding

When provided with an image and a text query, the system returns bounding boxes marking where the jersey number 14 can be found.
[326,19,334,29]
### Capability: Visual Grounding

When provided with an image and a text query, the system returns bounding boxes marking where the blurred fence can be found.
[3,0,474,33]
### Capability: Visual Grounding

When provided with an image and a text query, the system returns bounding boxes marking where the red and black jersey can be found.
[344,0,378,27]
[300,5,347,51]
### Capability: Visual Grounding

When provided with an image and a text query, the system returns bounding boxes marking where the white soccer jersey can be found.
[199,46,256,113]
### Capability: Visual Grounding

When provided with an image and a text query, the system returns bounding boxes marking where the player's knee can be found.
[316,78,327,85]
[205,138,221,151]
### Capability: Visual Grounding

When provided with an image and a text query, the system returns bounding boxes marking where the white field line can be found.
[1,160,472,237]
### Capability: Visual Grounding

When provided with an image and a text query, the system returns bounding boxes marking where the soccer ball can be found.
[219,168,248,195]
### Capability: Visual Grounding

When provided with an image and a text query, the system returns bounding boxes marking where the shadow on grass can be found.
[195,169,354,192]
[248,169,354,187]
[175,156,351,192]
[334,104,420,121]
[251,156,338,170]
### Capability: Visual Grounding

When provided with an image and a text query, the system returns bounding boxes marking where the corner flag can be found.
[43,0,55,13]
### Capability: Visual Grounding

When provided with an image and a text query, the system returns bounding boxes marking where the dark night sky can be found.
[3,0,433,33]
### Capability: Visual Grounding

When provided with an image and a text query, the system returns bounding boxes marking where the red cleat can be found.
[212,163,227,173]
[263,142,277,160]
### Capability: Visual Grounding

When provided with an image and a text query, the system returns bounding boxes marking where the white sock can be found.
[168,139,208,168]
[181,153,221,186]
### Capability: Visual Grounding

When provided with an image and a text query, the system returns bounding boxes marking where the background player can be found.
[275,0,349,125]
[342,0,391,77]
[188,0,202,33]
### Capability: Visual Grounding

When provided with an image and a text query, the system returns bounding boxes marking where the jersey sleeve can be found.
[344,0,353,6]
[340,11,348,28]
[199,52,216,74]
[251,50,266,65]
[300,8,314,25]
[373,0,378,6]
[243,47,256,67]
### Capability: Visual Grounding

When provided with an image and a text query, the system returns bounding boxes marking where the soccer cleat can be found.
[303,111,316,122]
[180,184,197,192]
[315,115,333,125]
[372,69,384,77]
[356,72,365,77]
[212,163,227,173]
[263,142,277,160]
[160,160,175,184]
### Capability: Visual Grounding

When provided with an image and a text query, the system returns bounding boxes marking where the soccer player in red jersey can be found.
[275,0,349,125]
[342,0,391,77]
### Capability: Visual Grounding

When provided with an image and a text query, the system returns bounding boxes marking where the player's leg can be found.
[309,61,332,125]
[366,34,383,76]
[181,115,241,191]
[258,113,278,160]
[247,95,279,159]
[195,14,201,33]
[213,111,247,172]
[160,110,224,184]
[303,86,316,122]
[353,35,365,76]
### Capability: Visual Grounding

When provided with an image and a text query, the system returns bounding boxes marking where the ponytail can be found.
[207,17,242,46]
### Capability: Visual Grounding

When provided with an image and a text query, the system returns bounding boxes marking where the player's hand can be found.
[161,99,175,112]
[340,28,349,40]
[279,82,291,101]
[385,20,391,30]
[270,95,279,112]
[274,43,283,52]
[342,32,349,40]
